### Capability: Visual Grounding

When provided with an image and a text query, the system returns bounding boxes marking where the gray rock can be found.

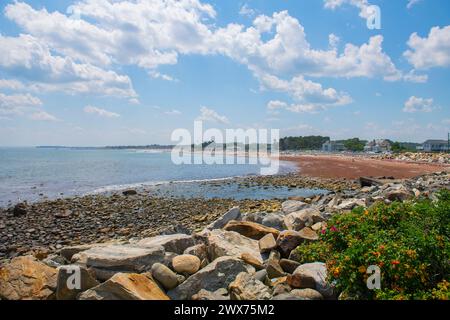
[293,262,334,299]
[206,207,241,230]
[282,201,308,214]
[137,234,195,254]
[72,245,165,274]
[151,263,179,290]
[229,272,272,300]
[290,289,323,300]
[243,212,286,230]
[258,233,277,253]
[167,257,255,300]
[192,289,230,300]
[279,259,301,274]
[56,265,99,300]
[271,293,305,300]
[184,244,208,262]
[284,208,324,231]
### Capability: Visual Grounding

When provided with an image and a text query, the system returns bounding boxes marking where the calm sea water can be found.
[0,147,325,207]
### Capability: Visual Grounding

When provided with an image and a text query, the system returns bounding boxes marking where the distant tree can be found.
[343,138,366,152]
[279,136,330,151]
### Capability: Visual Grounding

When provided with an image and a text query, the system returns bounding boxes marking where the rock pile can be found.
[0,171,448,300]
[373,152,450,165]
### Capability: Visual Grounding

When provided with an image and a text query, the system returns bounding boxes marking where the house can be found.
[322,140,346,152]
[364,139,391,153]
[421,140,449,152]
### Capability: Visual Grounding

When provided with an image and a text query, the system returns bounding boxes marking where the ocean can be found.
[0,147,326,207]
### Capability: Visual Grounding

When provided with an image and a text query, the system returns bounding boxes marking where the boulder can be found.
[0,255,57,300]
[167,257,254,300]
[60,243,112,261]
[12,203,28,217]
[292,263,334,299]
[286,271,316,289]
[243,212,286,230]
[284,208,325,231]
[206,207,241,230]
[337,199,366,210]
[72,245,165,275]
[240,253,264,270]
[192,289,230,300]
[290,289,323,300]
[258,234,277,253]
[172,255,201,275]
[137,234,195,254]
[78,273,169,300]
[203,229,262,264]
[56,265,99,300]
[276,230,307,257]
[282,200,308,214]
[298,227,319,241]
[223,221,279,240]
[271,293,305,300]
[384,188,413,202]
[229,272,272,300]
[184,244,208,262]
[279,259,301,274]
[122,189,137,196]
[151,263,179,290]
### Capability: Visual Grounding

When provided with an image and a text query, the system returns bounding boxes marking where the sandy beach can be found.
[280,154,450,179]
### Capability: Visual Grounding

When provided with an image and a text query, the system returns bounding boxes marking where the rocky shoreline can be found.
[0,171,448,300]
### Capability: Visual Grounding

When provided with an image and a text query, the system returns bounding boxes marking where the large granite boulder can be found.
[229,272,272,300]
[0,256,57,300]
[292,263,334,299]
[206,207,241,230]
[243,212,286,230]
[78,273,169,300]
[202,229,263,264]
[224,221,279,240]
[281,201,309,214]
[136,234,195,254]
[56,265,99,300]
[284,208,325,231]
[167,257,254,300]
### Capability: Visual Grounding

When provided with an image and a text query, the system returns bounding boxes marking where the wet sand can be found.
[280,154,450,179]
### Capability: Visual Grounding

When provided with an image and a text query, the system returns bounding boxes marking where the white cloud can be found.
[0,79,25,90]
[84,105,120,118]
[29,110,59,121]
[407,0,422,9]
[239,4,256,17]
[404,26,450,69]
[0,92,42,115]
[164,109,182,116]
[149,71,179,82]
[323,0,373,19]
[197,106,229,124]
[403,96,435,113]
[0,33,137,98]
[403,70,428,83]
[328,33,340,49]
[267,100,287,110]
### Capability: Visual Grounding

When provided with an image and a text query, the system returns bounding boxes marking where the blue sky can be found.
[0,0,449,146]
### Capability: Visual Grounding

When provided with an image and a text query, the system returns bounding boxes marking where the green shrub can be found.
[294,189,450,300]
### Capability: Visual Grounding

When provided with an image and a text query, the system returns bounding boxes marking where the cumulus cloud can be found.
[239,4,256,17]
[29,110,59,121]
[323,0,373,19]
[0,79,25,90]
[404,26,450,69]
[197,106,229,124]
[0,92,42,115]
[84,105,120,118]
[403,96,435,113]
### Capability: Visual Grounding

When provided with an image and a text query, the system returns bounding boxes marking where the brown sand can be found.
[280,154,449,179]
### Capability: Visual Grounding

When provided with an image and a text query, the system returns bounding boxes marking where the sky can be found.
[0,0,449,146]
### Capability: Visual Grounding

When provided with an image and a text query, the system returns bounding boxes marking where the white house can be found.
[364,139,391,153]
[422,140,449,152]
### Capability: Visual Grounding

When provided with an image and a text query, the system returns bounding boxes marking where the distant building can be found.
[322,140,346,152]
[421,140,449,152]
[364,139,391,153]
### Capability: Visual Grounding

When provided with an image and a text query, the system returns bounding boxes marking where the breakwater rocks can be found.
[1,171,448,300]
[372,152,450,165]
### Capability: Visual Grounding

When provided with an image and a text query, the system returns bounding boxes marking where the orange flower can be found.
[391,260,400,265]
[358,266,366,273]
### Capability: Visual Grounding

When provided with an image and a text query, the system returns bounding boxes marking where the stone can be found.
[184,244,208,262]
[337,199,366,210]
[384,188,412,202]
[12,203,28,216]
[42,254,68,268]
[286,271,316,289]
[172,255,201,275]
[151,263,179,290]
[292,263,334,299]
[311,222,324,232]
[229,272,272,300]
[272,283,291,296]
[56,265,99,300]
[137,234,195,254]
[290,289,323,300]
[192,289,229,300]
[60,243,112,261]
[203,229,263,264]
[281,200,308,214]
[253,269,268,283]
[258,233,277,253]
[284,208,325,231]
[167,257,254,300]
[72,245,165,275]
[54,209,73,219]
[298,227,319,241]
[159,224,192,235]
[243,212,286,230]
[240,253,264,270]
[276,230,306,257]
[271,293,305,300]
[206,207,241,230]
[266,259,285,279]
[78,273,169,300]
[122,189,137,196]
[0,255,57,300]
[279,259,301,274]
[223,220,279,240]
